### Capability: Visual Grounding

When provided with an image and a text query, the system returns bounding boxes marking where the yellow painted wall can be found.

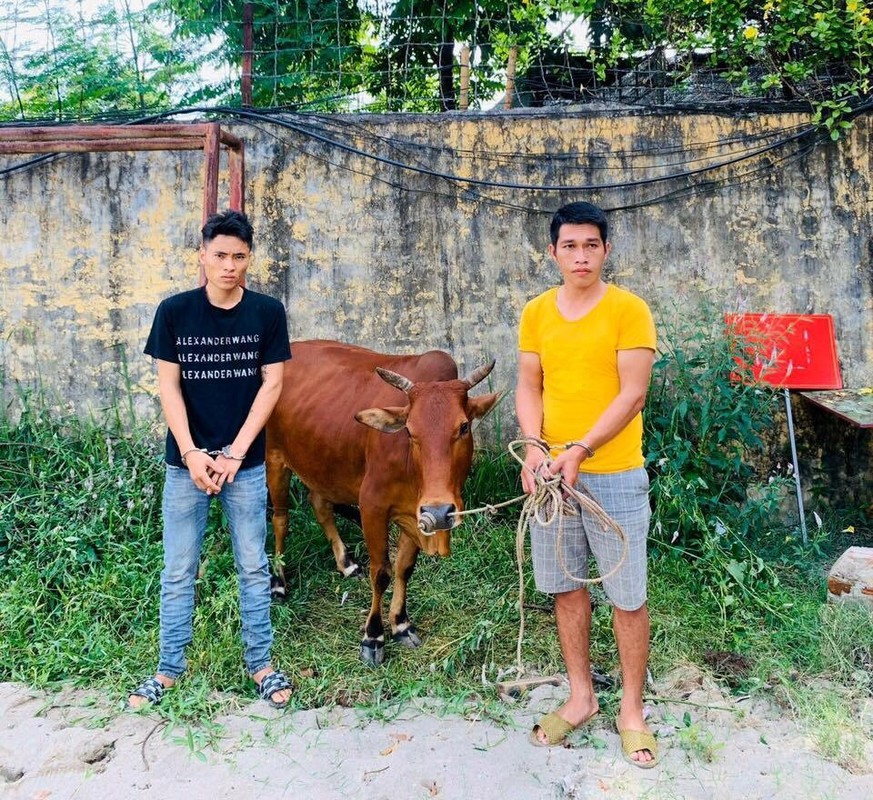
[1,109,870,501]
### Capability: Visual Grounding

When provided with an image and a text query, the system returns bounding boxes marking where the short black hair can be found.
[201,209,254,249]
[550,202,608,247]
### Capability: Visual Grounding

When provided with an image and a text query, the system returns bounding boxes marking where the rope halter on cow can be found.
[374,360,498,537]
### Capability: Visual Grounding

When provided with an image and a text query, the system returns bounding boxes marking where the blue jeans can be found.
[157,463,273,678]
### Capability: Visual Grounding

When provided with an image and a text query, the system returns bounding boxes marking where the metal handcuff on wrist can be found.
[564,440,595,458]
[180,445,247,466]
[524,437,595,459]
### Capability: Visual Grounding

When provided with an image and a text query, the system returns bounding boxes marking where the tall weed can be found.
[645,308,793,616]
[0,393,165,684]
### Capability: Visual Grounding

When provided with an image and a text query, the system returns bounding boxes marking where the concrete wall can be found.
[1,108,871,504]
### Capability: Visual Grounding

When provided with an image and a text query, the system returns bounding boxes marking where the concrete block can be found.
[827,546,873,609]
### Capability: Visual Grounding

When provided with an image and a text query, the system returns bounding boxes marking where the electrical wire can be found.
[137,105,822,194]
[278,111,815,170]
[2,99,865,215]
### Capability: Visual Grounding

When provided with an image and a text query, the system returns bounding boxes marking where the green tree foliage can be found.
[0,1,199,120]
[159,0,558,111]
[362,0,557,111]
[358,0,871,115]
[1,1,869,118]
[164,0,367,107]
[578,1,871,131]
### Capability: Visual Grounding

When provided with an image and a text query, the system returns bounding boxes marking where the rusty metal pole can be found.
[242,3,254,107]
[0,122,246,288]
[228,140,245,213]
[201,123,220,223]
[200,123,221,285]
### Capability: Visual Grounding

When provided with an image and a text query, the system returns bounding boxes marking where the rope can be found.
[452,437,628,676]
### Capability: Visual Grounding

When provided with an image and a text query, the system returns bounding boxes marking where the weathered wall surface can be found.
[1,150,204,421]
[1,109,871,504]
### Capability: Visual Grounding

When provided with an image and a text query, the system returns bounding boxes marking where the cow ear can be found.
[467,391,500,420]
[355,406,409,433]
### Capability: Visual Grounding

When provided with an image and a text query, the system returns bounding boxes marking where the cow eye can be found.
[459,421,470,437]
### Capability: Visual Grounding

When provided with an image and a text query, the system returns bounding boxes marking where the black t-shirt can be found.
[144,286,291,468]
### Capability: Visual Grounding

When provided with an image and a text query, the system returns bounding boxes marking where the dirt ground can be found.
[2,668,872,800]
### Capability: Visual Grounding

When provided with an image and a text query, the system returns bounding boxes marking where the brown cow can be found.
[265,340,498,665]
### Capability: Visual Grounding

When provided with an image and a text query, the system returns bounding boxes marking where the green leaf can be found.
[726,559,746,586]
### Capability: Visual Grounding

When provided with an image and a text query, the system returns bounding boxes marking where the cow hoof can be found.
[270,575,287,603]
[342,561,362,578]
[392,625,422,648]
[360,639,385,667]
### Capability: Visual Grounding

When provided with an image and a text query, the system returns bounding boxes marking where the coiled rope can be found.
[451,437,628,676]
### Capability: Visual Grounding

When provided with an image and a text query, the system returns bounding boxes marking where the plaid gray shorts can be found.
[529,467,650,610]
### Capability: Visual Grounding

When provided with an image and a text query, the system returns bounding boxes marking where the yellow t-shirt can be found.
[518,284,657,474]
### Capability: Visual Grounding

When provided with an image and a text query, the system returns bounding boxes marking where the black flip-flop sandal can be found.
[256,670,292,709]
[128,676,167,708]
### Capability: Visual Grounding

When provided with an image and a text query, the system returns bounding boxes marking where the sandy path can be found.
[1,677,871,800]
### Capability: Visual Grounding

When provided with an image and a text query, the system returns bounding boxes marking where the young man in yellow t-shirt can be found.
[516,201,659,767]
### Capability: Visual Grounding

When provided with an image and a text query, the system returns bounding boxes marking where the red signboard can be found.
[725,313,842,390]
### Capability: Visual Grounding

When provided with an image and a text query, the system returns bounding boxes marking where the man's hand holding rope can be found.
[544,445,589,497]
[520,438,549,496]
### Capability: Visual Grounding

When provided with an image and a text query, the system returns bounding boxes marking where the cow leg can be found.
[360,508,391,666]
[390,531,422,648]
[265,450,291,602]
[309,491,361,578]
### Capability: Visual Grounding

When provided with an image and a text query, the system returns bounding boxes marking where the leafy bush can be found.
[646,309,786,547]
[645,308,794,615]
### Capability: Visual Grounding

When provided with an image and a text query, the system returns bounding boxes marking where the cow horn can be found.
[461,359,496,389]
[376,367,414,394]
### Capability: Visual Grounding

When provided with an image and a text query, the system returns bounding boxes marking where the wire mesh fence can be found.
[0,1,867,121]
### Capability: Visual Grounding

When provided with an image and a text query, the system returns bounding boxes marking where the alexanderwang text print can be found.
[176,334,262,380]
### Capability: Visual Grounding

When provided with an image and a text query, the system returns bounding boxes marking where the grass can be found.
[2,385,872,772]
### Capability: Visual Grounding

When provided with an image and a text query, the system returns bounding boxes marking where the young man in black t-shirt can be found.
[128,210,293,710]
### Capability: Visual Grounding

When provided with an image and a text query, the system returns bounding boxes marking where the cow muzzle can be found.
[418,504,457,535]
